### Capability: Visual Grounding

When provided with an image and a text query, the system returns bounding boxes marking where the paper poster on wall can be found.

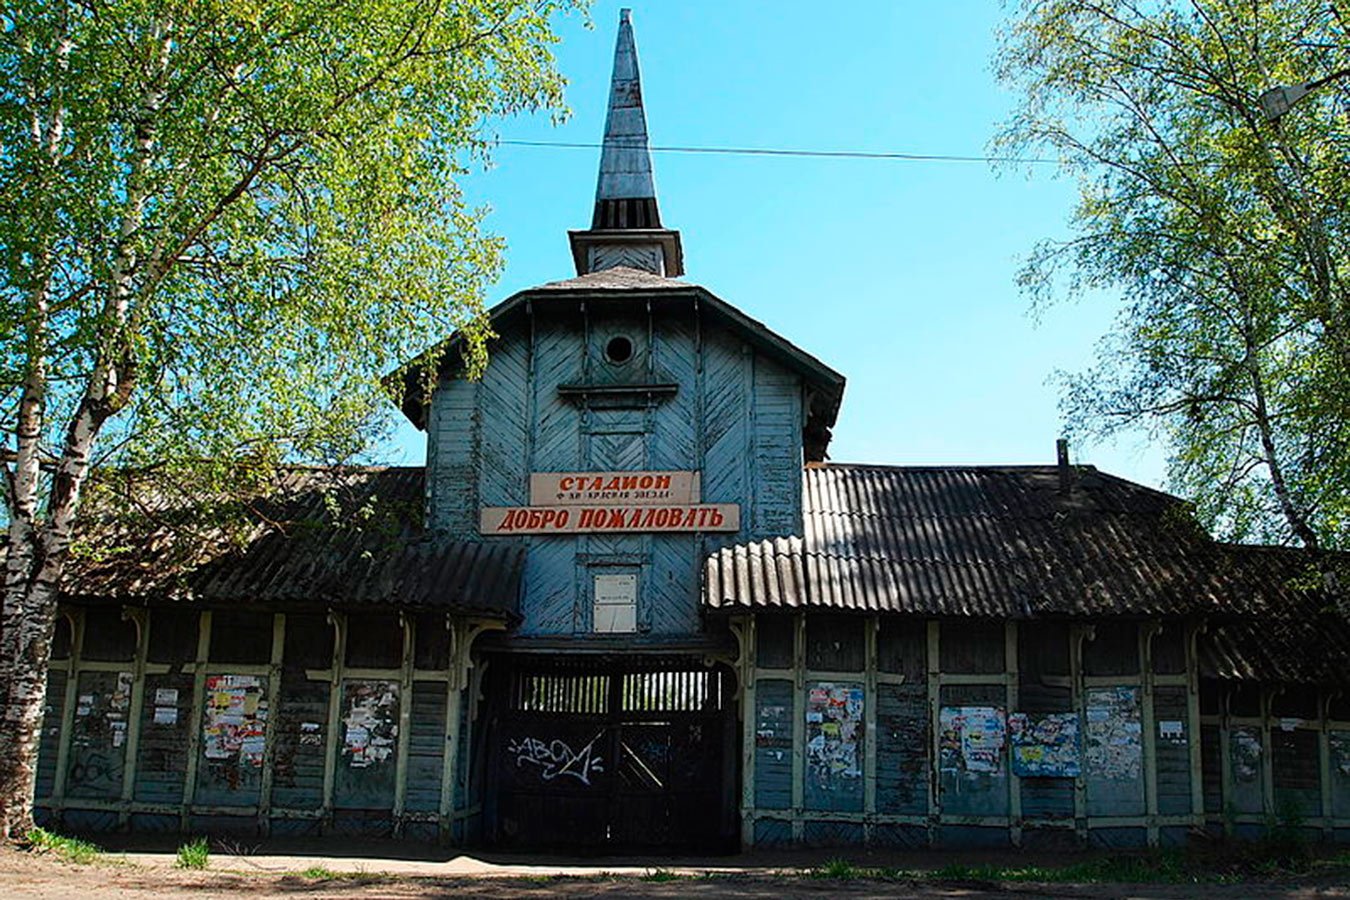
[342,680,399,769]
[1009,711,1080,777]
[805,683,863,790]
[1084,687,1142,781]
[154,687,178,706]
[1331,731,1350,777]
[940,706,1007,776]
[153,706,177,726]
[201,674,267,767]
[1231,727,1262,782]
[756,703,791,760]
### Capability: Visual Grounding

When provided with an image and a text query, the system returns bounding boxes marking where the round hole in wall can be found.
[605,335,634,365]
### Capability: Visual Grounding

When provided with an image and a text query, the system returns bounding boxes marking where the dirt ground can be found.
[4,842,1350,900]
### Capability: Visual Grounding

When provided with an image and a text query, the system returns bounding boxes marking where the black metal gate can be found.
[485,656,737,853]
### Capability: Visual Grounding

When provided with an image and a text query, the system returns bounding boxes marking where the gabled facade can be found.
[30,9,1350,854]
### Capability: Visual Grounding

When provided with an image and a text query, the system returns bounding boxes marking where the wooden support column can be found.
[790,612,806,843]
[257,613,286,834]
[1070,624,1092,843]
[926,621,940,846]
[1140,622,1161,847]
[117,607,151,829]
[439,618,467,843]
[1005,621,1021,847]
[731,616,757,849]
[1218,685,1233,836]
[320,611,348,833]
[50,609,87,819]
[1320,692,1336,841]
[863,616,879,844]
[179,610,213,830]
[1186,622,1205,825]
[1261,687,1277,819]
[392,613,416,835]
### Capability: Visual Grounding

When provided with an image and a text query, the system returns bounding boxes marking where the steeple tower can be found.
[569,9,684,277]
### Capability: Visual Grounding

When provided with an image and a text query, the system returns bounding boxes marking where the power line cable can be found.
[495,138,1058,165]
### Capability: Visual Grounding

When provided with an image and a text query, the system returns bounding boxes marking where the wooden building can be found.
[33,9,1350,852]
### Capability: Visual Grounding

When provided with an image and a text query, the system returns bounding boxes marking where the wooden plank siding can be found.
[34,606,493,841]
[426,301,805,640]
[730,614,1350,850]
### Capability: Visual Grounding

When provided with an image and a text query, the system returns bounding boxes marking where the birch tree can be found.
[997,1,1350,548]
[0,0,582,839]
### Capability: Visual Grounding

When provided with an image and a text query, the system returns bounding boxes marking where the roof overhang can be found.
[388,279,846,461]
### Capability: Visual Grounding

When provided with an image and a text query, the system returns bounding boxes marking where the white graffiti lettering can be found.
[506,734,606,785]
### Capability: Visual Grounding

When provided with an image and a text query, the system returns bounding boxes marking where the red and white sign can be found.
[529,470,700,506]
[479,503,740,535]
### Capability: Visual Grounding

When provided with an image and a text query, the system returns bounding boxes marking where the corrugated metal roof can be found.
[709,463,1338,617]
[63,467,522,617]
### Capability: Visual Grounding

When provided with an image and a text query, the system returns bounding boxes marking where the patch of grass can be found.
[811,858,861,879]
[640,868,685,882]
[26,828,102,865]
[301,865,339,880]
[174,837,210,870]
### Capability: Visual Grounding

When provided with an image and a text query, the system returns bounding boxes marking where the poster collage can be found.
[933,688,1144,781]
[805,683,864,788]
[201,674,268,767]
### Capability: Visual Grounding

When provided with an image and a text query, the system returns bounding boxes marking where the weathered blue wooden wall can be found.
[426,299,805,638]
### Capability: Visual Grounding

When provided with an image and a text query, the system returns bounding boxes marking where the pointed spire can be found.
[593,8,660,229]
[569,9,684,277]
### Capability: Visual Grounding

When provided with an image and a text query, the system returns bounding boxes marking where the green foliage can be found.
[811,858,860,879]
[639,868,685,882]
[1,0,586,502]
[174,836,209,869]
[996,0,1350,550]
[26,828,102,864]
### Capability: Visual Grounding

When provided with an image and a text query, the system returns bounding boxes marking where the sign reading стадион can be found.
[529,470,699,506]
[480,503,739,535]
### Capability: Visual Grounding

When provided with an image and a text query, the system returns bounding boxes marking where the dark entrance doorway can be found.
[484,655,737,853]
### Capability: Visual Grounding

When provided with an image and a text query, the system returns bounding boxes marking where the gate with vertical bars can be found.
[485,656,737,853]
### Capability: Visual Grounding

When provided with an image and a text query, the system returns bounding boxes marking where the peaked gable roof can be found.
[392,266,846,461]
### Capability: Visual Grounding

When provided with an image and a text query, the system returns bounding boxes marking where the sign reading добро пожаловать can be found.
[480,470,739,535]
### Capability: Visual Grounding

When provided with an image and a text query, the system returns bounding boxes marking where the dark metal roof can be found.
[706,464,1350,682]
[707,464,1235,617]
[63,467,522,617]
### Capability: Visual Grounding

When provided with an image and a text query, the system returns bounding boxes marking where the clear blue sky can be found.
[386,0,1168,489]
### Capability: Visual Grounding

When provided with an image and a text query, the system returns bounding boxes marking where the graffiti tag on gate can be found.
[506,734,605,785]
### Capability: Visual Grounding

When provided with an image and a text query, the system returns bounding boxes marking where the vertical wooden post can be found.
[1140,622,1160,847]
[392,613,416,835]
[439,618,466,844]
[863,616,879,844]
[257,613,286,834]
[1320,692,1335,841]
[179,610,213,831]
[117,607,151,828]
[50,609,87,818]
[926,620,940,845]
[1186,622,1205,826]
[734,616,757,849]
[790,612,806,844]
[1219,685,1233,836]
[1005,621,1021,846]
[320,611,347,833]
[1070,624,1091,843]
[1261,687,1276,819]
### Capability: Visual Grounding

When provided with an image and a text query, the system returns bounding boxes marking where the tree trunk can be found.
[0,563,60,841]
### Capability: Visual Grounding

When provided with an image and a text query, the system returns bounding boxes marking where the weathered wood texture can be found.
[426,303,804,638]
